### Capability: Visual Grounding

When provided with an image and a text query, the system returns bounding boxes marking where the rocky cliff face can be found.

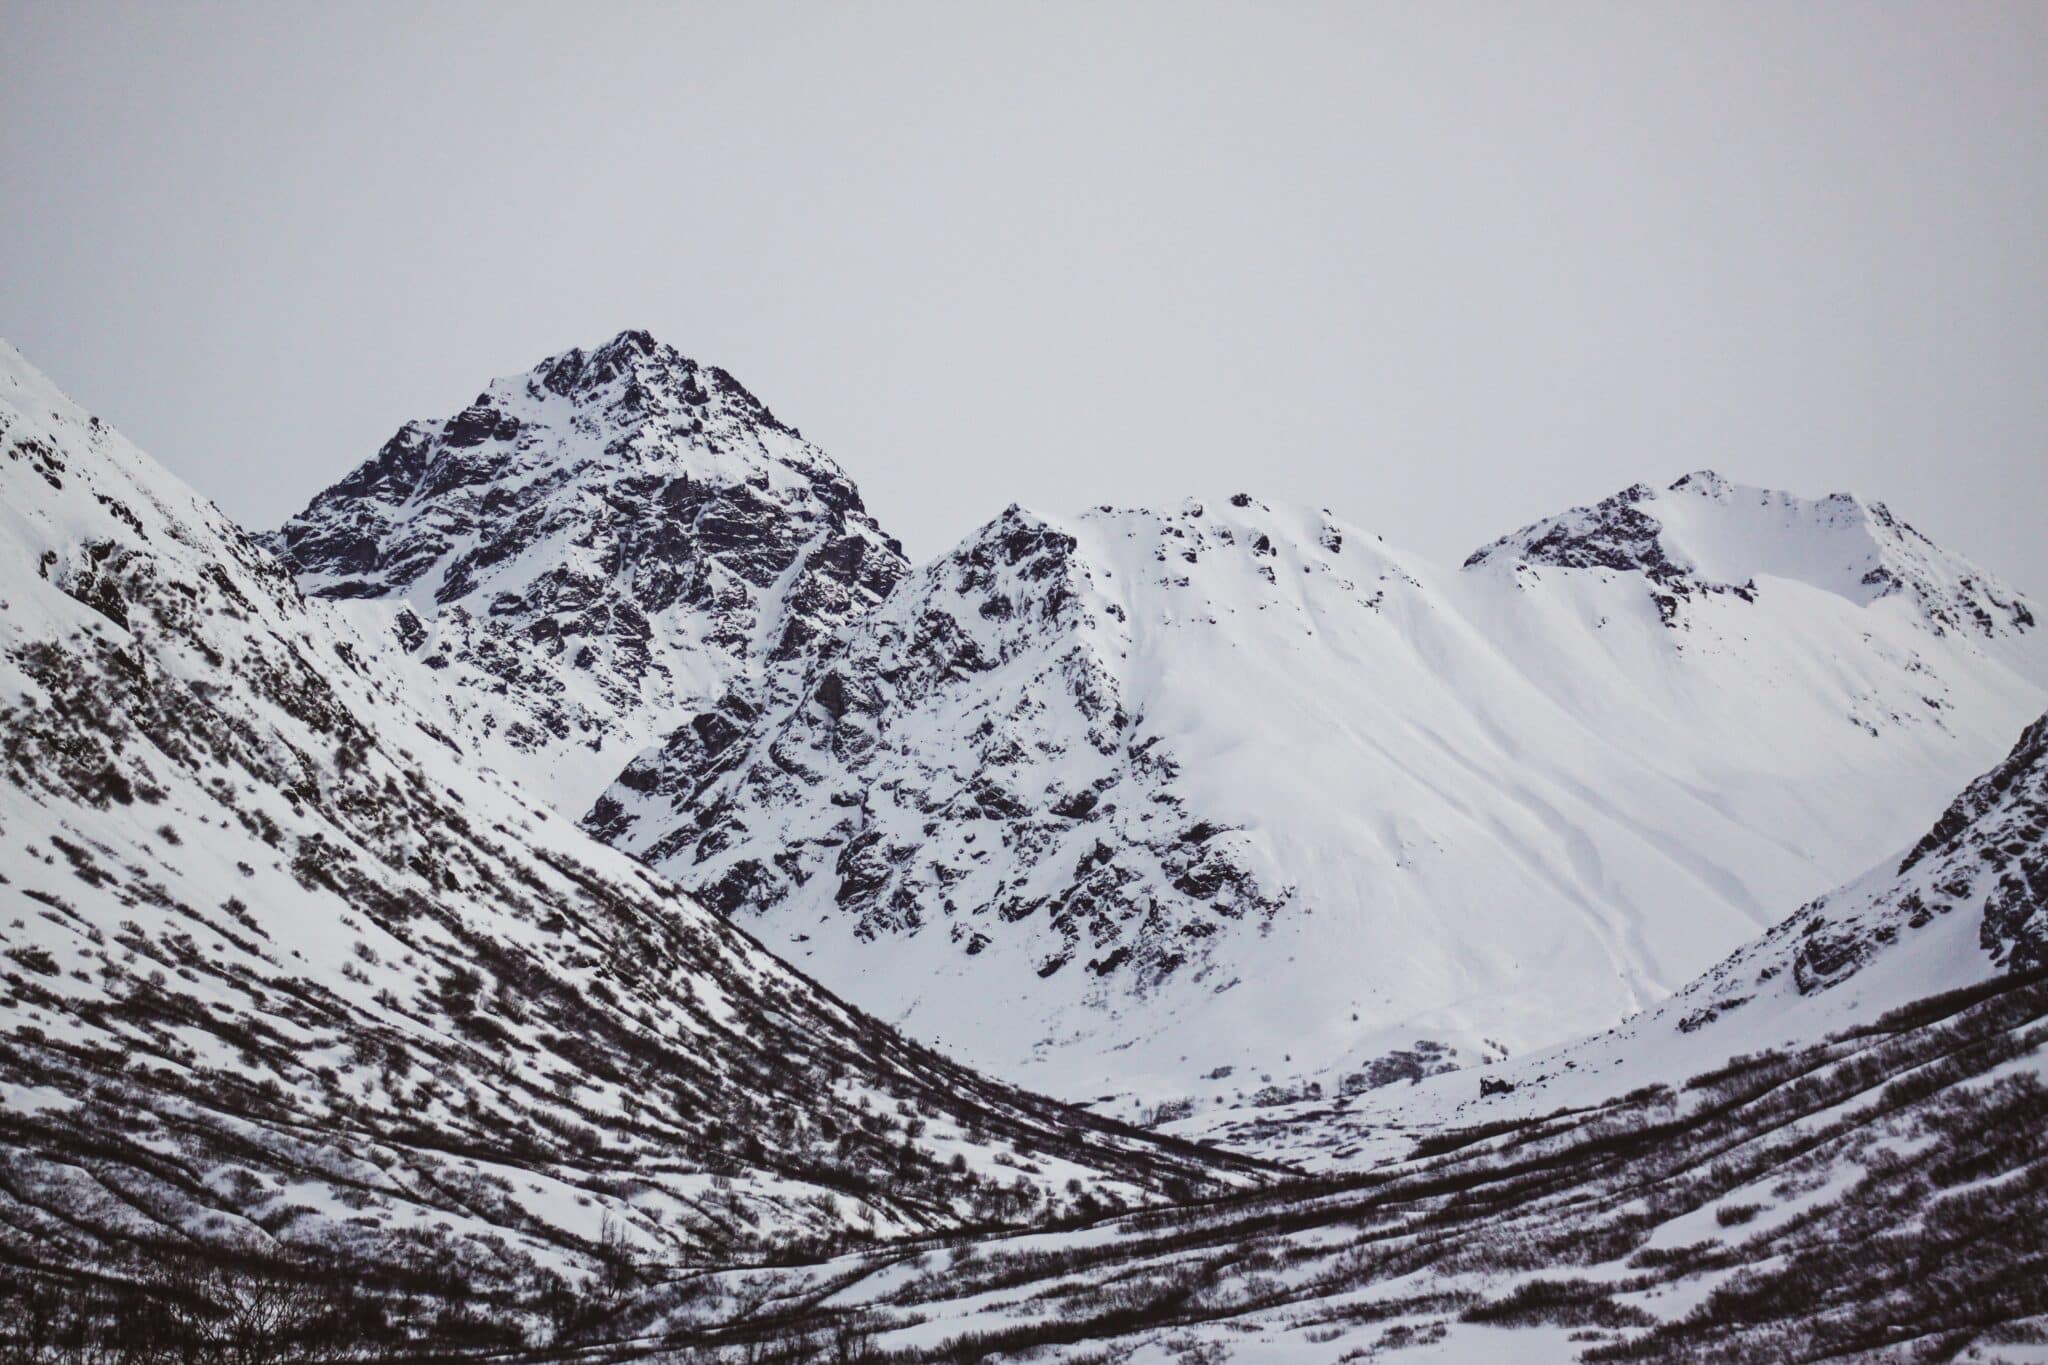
[590,477,2045,1111]
[590,501,1293,957]
[0,342,1256,1306]
[264,330,908,811]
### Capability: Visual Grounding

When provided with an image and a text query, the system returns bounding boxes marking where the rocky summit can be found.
[264,330,908,812]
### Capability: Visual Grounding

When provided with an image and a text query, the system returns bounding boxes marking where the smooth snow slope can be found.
[595,480,2045,1111]
[0,341,1255,1293]
[1176,703,2048,1168]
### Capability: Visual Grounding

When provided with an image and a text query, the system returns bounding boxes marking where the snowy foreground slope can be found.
[0,343,1262,1335]
[598,717,2048,1362]
[265,330,907,813]
[592,478,2045,1109]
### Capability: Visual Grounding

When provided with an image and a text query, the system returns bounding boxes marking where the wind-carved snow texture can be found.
[264,330,908,814]
[1684,708,2048,1017]
[0,343,1260,1305]
[592,477,2046,1113]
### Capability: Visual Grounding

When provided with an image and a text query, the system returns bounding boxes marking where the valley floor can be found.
[584,965,2048,1362]
[10,969,2048,1361]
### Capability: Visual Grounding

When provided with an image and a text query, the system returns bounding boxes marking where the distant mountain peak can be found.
[587,476,2046,1105]
[523,328,794,433]
[1466,472,2035,638]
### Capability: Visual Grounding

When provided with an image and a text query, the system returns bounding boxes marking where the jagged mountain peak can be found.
[265,332,909,812]
[523,327,800,441]
[274,330,890,603]
[1465,470,2035,639]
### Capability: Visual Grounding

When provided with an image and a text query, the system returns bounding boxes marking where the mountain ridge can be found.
[1466,468,2037,637]
[589,475,2045,1110]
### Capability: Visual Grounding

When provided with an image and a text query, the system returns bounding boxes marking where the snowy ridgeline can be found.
[0,340,1264,1332]
[588,473,2044,1111]
[249,329,2045,1112]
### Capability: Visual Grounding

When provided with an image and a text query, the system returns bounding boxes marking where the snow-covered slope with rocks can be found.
[591,478,2045,1111]
[1177,705,2048,1169]
[0,342,1261,1313]
[610,717,2048,1362]
[640,964,2048,1363]
[264,330,908,813]
[1467,468,2036,638]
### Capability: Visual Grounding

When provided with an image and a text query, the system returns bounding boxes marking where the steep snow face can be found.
[1180,708,2048,1170]
[0,343,1253,1291]
[591,478,2045,1110]
[265,330,908,812]
[1672,707,2047,1027]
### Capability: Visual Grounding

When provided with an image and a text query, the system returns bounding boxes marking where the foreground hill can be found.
[0,343,1261,1350]
[265,330,908,813]
[590,479,2045,1108]
[617,970,2048,1361]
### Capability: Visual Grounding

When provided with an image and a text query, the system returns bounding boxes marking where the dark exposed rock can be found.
[598,501,1295,1012]
[1340,1040,1460,1095]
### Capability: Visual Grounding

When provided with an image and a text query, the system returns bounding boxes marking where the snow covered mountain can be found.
[10,328,2043,1360]
[264,330,907,812]
[1466,468,2036,638]
[0,342,1259,1326]
[1178,703,2048,1168]
[612,713,2048,1362]
[590,478,2045,1110]
[1641,702,2046,1048]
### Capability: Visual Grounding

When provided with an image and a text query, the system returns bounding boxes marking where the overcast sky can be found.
[4,3,2044,588]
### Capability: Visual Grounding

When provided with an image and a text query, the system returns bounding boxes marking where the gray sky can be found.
[4,2,2044,589]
